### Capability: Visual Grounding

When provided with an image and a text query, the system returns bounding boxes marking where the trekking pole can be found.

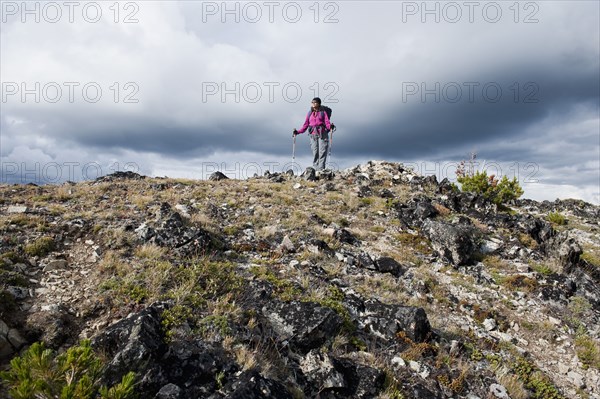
[292,133,296,161]
[328,125,336,163]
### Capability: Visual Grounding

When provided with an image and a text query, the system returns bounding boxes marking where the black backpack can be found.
[306,105,332,122]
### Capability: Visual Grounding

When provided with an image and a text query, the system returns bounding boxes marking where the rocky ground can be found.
[1,161,599,399]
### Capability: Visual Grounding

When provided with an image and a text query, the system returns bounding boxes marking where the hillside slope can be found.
[1,161,599,399]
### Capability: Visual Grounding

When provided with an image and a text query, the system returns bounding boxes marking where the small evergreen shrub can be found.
[0,340,136,399]
[455,155,524,205]
[547,212,567,225]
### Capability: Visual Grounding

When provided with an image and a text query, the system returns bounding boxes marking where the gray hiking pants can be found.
[310,131,329,170]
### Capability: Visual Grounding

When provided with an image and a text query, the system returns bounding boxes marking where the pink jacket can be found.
[297,109,331,134]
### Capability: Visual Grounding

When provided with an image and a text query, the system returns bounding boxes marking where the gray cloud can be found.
[1,0,598,203]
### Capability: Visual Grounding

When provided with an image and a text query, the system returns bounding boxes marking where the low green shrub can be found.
[457,171,524,205]
[24,237,55,257]
[547,212,567,225]
[0,340,136,399]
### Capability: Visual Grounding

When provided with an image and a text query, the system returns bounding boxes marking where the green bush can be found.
[547,212,567,225]
[0,340,136,399]
[457,171,524,205]
[24,237,55,257]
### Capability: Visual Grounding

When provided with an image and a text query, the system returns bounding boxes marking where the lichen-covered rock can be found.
[421,219,479,266]
[361,301,431,343]
[375,257,407,277]
[226,370,291,399]
[209,171,228,181]
[262,301,343,354]
[135,202,216,255]
[92,303,169,388]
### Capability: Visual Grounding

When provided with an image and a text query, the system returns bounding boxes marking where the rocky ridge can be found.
[1,161,599,398]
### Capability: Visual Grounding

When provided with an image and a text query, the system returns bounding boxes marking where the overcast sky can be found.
[1,1,599,204]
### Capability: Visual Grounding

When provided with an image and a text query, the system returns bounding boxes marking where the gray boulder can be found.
[262,300,343,354]
[421,219,479,266]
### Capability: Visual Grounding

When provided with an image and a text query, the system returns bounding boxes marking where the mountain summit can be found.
[1,161,599,398]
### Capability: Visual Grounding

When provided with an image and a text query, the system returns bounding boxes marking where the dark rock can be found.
[25,306,77,348]
[302,167,317,181]
[209,171,229,181]
[307,239,334,257]
[395,198,438,228]
[355,364,387,398]
[354,174,370,186]
[421,219,479,266]
[160,338,231,394]
[379,188,394,198]
[95,171,145,182]
[357,252,376,270]
[310,214,326,225]
[362,301,431,343]
[333,229,358,245]
[519,215,555,245]
[227,369,291,399]
[536,275,577,304]
[414,201,438,220]
[357,186,372,198]
[319,169,335,180]
[136,202,217,256]
[324,182,336,191]
[300,350,359,396]
[262,301,343,354]
[441,190,496,215]
[375,257,407,277]
[438,178,455,195]
[544,232,582,273]
[155,383,182,399]
[92,303,169,388]
[269,173,285,183]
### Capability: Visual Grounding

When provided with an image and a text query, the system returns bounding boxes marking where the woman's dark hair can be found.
[312,97,322,105]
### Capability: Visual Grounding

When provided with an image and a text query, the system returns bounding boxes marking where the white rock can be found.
[293,183,302,189]
[44,260,68,271]
[175,204,191,218]
[323,228,335,236]
[7,206,28,214]
[279,235,296,253]
[480,238,503,254]
[489,384,510,399]
[289,260,300,268]
[514,262,530,273]
[548,315,561,325]
[567,371,585,388]
[409,360,420,372]
[483,318,497,331]
[558,363,570,374]
[392,356,406,367]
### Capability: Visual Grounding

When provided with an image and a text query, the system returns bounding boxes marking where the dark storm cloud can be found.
[332,64,599,161]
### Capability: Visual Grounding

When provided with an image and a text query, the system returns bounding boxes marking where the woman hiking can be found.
[293,97,335,171]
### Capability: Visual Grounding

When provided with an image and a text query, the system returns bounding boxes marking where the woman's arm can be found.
[297,112,310,134]
[323,111,331,131]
